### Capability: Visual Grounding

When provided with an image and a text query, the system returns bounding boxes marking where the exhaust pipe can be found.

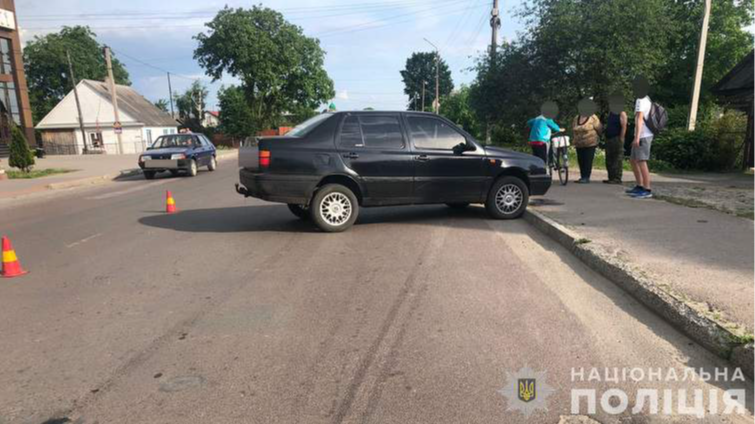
[235,183,251,197]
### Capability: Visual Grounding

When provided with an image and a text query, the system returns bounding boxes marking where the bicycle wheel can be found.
[557,147,569,186]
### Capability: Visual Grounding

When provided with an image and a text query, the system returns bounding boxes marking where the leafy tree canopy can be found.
[400,52,453,111]
[194,6,334,133]
[217,85,256,140]
[469,0,754,145]
[23,26,130,123]
[153,99,170,113]
[441,85,482,139]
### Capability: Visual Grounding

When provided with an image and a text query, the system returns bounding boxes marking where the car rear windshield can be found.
[151,135,197,149]
[284,113,332,137]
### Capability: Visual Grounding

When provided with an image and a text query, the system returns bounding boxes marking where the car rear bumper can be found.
[237,168,319,204]
[529,173,551,196]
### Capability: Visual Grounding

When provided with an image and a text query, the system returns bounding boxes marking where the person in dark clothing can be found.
[603,92,628,184]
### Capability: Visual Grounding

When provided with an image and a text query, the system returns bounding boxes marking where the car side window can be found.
[408,116,466,150]
[359,115,404,149]
[338,115,364,148]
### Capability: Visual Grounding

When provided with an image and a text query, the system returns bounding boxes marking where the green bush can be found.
[706,112,747,171]
[653,111,747,172]
[653,128,711,170]
[9,125,34,172]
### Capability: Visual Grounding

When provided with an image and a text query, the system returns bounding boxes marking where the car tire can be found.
[144,171,156,180]
[287,204,309,220]
[310,184,359,232]
[446,202,470,209]
[186,159,198,177]
[485,176,529,220]
[208,156,217,171]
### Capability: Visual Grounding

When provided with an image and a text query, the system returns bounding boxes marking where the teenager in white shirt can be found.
[626,76,654,199]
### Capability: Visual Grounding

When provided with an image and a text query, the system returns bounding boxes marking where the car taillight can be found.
[259,150,271,167]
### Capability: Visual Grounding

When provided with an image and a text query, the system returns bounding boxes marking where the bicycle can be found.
[549,133,570,186]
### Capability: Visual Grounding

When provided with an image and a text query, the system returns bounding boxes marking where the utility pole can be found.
[687,0,711,131]
[423,38,439,113]
[487,0,501,144]
[490,0,501,58]
[66,50,88,154]
[103,46,124,154]
[422,81,426,112]
[167,72,175,119]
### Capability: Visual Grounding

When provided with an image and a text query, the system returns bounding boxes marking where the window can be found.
[359,116,403,149]
[285,113,332,137]
[151,134,196,149]
[338,116,363,148]
[0,82,19,125]
[408,116,466,150]
[146,129,152,144]
[0,38,11,75]
[90,132,103,147]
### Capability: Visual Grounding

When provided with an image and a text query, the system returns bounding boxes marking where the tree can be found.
[23,26,130,123]
[174,81,208,132]
[441,86,482,139]
[153,99,170,113]
[9,125,34,172]
[400,52,453,111]
[217,85,256,140]
[469,0,753,145]
[194,6,334,134]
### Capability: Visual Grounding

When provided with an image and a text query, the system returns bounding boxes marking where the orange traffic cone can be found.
[166,190,178,213]
[1,236,28,278]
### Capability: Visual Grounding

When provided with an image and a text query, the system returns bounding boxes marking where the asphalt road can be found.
[0,163,751,424]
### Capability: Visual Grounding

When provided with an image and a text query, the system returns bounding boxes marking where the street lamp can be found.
[423,38,440,113]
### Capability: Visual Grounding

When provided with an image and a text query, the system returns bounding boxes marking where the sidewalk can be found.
[531,169,754,334]
[0,150,238,200]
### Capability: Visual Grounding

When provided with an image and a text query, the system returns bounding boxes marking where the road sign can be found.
[114,122,122,134]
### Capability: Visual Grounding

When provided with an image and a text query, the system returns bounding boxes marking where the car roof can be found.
[334,110,439,116]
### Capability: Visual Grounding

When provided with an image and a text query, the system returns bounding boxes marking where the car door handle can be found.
[415,155,429,161]
[343,152,359,159]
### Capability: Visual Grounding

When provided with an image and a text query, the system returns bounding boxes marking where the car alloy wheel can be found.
[319,192,352,226]
[495,183,524,215]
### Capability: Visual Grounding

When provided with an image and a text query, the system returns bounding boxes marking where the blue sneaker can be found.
[625,185,643,194]
[631,190,653,199]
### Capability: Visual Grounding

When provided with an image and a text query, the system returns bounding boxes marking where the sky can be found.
[15,0,526,112]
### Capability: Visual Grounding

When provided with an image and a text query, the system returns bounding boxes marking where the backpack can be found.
[644,101,668,135]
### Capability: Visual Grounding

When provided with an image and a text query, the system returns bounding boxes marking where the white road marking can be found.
[66,233,103,248]
[86,179,173,200]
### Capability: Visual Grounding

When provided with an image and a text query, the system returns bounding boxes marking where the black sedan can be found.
[236,111,551,232]
[138,133,217,179]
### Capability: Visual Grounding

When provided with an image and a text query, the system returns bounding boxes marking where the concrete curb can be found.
[524,208,754,378]
[45,168,142,190]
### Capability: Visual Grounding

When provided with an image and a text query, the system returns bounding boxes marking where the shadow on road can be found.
[138,203,506,233]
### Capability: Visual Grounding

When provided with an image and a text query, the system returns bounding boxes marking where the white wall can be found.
[73,126,145,155]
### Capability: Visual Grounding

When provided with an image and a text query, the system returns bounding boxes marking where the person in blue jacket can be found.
[527,101,564,164]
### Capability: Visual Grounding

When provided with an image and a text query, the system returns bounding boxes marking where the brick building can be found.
[0,0,35,157]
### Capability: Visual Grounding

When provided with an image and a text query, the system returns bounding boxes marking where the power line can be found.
[23,0,455,20]
[108,47,200,82]
[315,1,487,38]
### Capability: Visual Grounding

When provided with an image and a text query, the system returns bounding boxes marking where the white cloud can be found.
[335,89,348,100]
